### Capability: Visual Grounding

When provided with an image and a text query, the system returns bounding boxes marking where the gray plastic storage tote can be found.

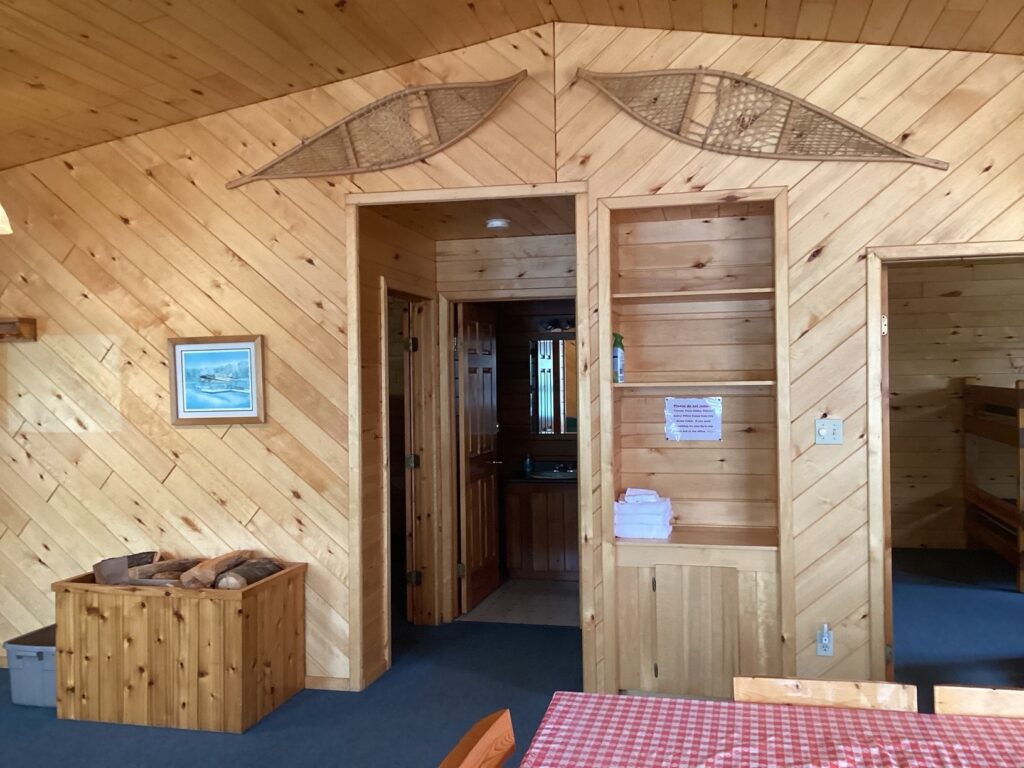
[4,624,56,707]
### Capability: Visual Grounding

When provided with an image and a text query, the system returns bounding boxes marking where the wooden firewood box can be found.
[52,562,306,733]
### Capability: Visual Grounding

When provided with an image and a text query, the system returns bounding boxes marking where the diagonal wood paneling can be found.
[0,0,1021,169]
[1,19,1023,692]
[0,25,557,690]
[555,22,1024,680]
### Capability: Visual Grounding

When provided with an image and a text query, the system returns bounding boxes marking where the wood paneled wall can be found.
[556,23,1024,682]
[0,26,557,691]
[2,20,1023,691]
[888,259,1024,549]
[436,234,576,300]
[0,101,351,683]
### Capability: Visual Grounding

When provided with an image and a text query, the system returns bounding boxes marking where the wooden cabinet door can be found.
[617,560,781,697]
[458,303,500,612]
[653,564,740,698]
[505,483,579,579]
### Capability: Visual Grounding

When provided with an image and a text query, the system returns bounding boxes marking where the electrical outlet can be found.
[816,623,834,657]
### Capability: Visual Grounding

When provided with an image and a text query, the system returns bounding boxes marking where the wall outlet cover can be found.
[814,418,844,445]
[816,624,835,657]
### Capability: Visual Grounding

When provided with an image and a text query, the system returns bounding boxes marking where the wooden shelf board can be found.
[612,288,774,304]
[617,525,778,549]
[614,380,775,390]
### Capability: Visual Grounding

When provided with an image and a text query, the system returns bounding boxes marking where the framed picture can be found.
[168,335,265,426]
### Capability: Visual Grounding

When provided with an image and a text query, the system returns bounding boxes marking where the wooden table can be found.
[520,691,1024,767]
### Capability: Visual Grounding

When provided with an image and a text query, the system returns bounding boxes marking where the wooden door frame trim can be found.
[349,181,595,690]
[346,201,363,690]
[595,185,794,685]
[347,182,588,207]
[865,240,1024,681]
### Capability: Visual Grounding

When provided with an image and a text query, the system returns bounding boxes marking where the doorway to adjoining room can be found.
[876,251,1024,710]
[356,190,586,684]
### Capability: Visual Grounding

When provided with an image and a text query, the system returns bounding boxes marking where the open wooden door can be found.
[384,292,438,628]
[407,300,439,624]
[457,303,501,613]
[881,266,894,680]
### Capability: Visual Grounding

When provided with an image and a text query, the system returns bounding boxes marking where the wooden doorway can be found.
[348,182,591,689]
[450,298,582,620]
[867,241,1024,683]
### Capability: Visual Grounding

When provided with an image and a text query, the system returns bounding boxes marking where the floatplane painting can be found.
[169,336,265,425]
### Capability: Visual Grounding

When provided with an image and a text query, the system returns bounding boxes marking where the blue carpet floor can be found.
[893,547,1024,713]
[0,619,582,768]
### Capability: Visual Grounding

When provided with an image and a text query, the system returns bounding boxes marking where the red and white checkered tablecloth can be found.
[520,691,1024,767]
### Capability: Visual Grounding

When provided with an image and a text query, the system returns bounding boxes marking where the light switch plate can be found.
[815,418,843,445]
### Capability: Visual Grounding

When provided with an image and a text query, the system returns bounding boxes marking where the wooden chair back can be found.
[934,685,1024,717]
[733,676,918,712]
[439,709,515,768]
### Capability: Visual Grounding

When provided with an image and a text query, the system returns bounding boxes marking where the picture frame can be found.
[167,335,265,426]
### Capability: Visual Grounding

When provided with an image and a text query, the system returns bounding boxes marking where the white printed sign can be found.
[664,397,723,441]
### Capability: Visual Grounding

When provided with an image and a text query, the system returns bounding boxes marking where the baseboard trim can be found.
[305,675,351,691]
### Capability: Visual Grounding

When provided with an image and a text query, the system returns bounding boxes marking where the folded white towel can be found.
[615,521,672,539]
[614,498,672,521]
[624,488,659,502]
[614,510,673,526]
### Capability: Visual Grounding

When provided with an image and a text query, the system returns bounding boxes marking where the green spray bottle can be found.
[612,333,625,384]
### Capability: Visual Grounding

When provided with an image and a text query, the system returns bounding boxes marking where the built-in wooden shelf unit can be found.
[598,187,793,697]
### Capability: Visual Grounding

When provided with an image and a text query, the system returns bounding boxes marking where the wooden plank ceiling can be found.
[1,0,1022,170]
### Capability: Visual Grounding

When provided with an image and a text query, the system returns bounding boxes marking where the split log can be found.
[215,559,283,589]
[180,550,253,589]
[93,551,159,584]
[129,558,202,579]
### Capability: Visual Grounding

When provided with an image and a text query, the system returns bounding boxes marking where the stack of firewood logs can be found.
[93,550,283,589]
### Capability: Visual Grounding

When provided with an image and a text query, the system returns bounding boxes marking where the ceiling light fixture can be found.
[0,203,11,235]
[485,217,510,230]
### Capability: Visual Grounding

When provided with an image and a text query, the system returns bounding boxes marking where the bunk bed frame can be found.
[963,381,1024,591]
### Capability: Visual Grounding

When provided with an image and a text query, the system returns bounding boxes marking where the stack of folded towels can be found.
[614,488,673,539]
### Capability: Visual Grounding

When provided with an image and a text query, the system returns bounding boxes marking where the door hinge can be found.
[405,453,421,470]
[651,576,657,592]
[653,662,659,679]
[405,570,422,586]
[456,562,466,579]
[452,337,459,353]
[880,314,888,337]
[404,336,419,352]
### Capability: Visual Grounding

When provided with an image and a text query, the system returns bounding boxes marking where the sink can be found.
[529,469,577,480]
